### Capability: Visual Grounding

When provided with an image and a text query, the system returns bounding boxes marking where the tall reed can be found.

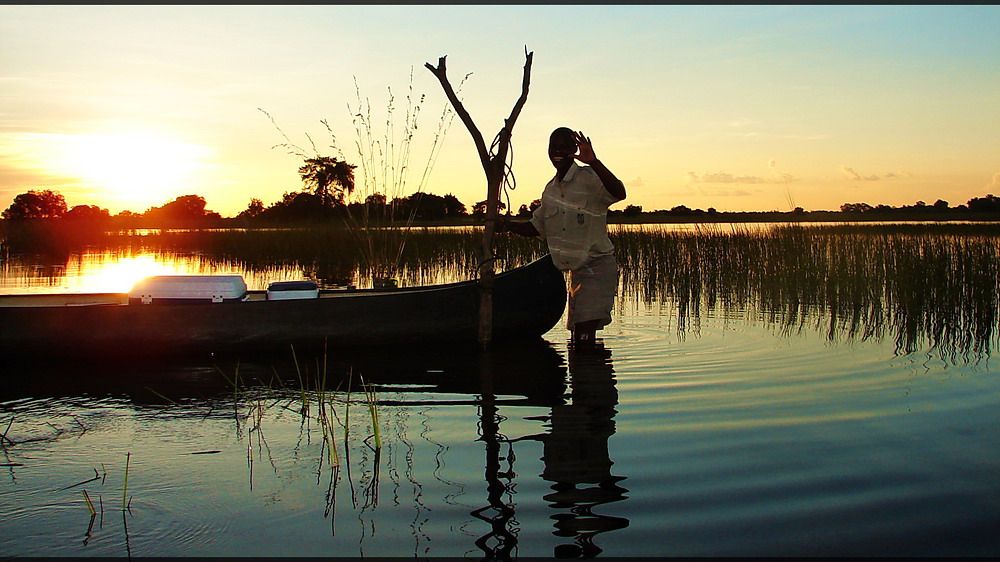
[343,69,471,281]
[82,489,97,516]
[612,223,1000,363]
[260,69,464,285]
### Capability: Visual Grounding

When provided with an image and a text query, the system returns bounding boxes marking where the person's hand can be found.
[573,131,597,164]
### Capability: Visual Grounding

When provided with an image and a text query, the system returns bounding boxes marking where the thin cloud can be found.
[693,185,757,197]
[782,134,831,140]
[724,131,765,139]
[769,160,795,183]
[842,166,912,182]
[688,171,770,184]
[841,166,879,181]
[986,171,1000,191]
[688,160,797,185]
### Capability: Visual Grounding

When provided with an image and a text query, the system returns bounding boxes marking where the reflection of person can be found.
[498,127,626,345]
[541,342,629,558]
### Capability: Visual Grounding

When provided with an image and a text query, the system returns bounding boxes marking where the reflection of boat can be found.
[0,255,566,358]
[0,333,571,407]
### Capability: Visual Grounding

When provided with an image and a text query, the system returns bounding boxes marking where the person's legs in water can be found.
[572,318,601,346]
[567,255,617,346]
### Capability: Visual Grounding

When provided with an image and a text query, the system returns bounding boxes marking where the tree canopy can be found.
[298,156,356,207]
[2,189,68,220]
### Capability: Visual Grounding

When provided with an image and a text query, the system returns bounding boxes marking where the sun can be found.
[5,132,215,213]
[61,133,214,210]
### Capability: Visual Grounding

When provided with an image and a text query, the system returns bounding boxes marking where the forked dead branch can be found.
[424,48,534,346]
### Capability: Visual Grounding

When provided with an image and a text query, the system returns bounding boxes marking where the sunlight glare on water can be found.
[71,254,194,293]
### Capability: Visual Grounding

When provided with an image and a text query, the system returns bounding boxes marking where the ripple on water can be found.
[602,312,966,428]
[583,309,1000,556]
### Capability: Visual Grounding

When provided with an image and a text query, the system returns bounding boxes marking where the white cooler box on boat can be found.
[266,280,319,300]
[129,275,248,304]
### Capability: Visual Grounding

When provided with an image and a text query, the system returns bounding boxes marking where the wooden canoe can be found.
[0,255,567,359]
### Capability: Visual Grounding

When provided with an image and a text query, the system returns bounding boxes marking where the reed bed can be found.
[41,225,548,288]
[4,221,996,361]
[613,223,1000,362]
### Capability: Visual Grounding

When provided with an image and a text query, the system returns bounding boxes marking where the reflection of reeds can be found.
[236,346,393,470]
[359,374,381,451]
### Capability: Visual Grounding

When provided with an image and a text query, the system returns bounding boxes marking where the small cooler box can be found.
[129,275,248,304]
[267,280,319,300]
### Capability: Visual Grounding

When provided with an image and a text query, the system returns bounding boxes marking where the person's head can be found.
[548,127,577,170]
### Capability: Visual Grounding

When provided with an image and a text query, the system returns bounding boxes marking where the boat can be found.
[0,254,567,359]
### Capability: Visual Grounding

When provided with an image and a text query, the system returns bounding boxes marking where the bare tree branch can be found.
[504,47,533,135]
[425,50,535,346]
[486,48,533,173]
[424,56,490,173]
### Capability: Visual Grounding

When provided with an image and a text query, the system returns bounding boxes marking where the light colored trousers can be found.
[566,253,618,330]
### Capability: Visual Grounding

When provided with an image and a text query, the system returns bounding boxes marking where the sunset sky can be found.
[2,4,998,217]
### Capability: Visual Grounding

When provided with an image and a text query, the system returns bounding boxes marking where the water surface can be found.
[1,223,998,557]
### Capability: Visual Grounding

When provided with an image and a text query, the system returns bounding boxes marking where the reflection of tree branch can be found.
[471,395,520,559]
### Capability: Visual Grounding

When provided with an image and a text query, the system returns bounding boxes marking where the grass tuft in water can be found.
[82,489,97,516]
[121,452,130,512]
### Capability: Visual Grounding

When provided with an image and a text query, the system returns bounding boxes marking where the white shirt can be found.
[529,162,622,271]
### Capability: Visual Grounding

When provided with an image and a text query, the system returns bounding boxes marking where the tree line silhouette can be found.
[3,155,999,227]
[6,188,998,229]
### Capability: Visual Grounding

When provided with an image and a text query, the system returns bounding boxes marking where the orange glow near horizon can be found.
[11,132,215,213]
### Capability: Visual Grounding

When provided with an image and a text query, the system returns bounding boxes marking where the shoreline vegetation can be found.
[3,208,1000,259]
[1,220,996,365]
[3,206,1000,229]
[2,188,1000,232]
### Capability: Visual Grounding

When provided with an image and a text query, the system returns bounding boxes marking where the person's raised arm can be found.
[574,131,626,201]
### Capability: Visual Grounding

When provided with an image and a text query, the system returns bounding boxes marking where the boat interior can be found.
[0,286,453,307]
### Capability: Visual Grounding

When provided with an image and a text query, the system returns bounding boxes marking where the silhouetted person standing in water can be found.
[499,127,626,345]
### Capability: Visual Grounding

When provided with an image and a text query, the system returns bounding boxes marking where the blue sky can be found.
[1,5,997,216]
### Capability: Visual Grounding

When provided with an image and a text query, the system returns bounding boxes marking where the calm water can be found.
[1,223,998,557]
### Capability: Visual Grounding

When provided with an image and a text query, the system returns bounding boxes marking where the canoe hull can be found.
[0,255,567,358]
